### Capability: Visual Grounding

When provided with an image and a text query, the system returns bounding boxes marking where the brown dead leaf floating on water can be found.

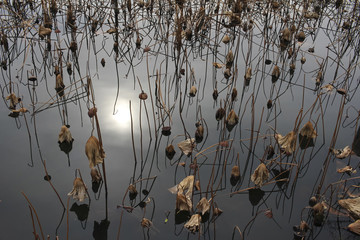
[331,146,352,159]
[178,138,196,156]
[141,218,152,228]
[58,125,73,143]
[165,144,176,160]
[68,177,88,202]
[85,136,105,168]
[184,214,201,234]
[90,167,102,183]
[251,163,269,187]
[275,131,297,154]
[337,165,356,175]
[170,175,194,212]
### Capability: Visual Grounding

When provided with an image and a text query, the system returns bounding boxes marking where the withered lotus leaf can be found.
[128,184,138,200]
[6,93,18,109]
[184,214,201,234]
[300,121,317,139]
[337,165,356,174]
[39,25,52,38]
[251,163,269,187]
[68,177,88,202]
[222,35,230,44]
[212,89,218,100]
[244,67,252,85]
[88,107,97,118]
[189,86,197,97]
[224,68,231,79]
[177,175,194,197]
[213,62,223,69]
[85,136,105,168]
[178,138,196,156]
[141,218,152,228]
[196,197,210,215]
[165,144,176,160]
[231,88,237,101]
[90,167,102,183]
[176,193,192,212]
[58,125,73,143]
[348,220,360,235]
[195,180,201,191]
[213,207,223,217]
[226,109,239,132]
[195,124,204,143]
[225,50,234,68]
[338,197,360,219]
[331,146,352,159]
[275,131,297,154]
[230,165,240,186]
[215,107,226,121]
[271,65,280,83]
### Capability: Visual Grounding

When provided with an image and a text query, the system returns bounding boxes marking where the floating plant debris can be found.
[68,178,88,202]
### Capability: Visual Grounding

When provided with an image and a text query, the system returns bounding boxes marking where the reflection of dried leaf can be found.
[58,125,73,143]
[331,146,351,159]
[184,214,201,233]
[90,167,102,183]
[251,163,269,187]
[339,197,360,219]
[337,166,356,174]
[275,131,296,154]
[248,188,265,206]
[196,197,210,215]
[178,138,196,156]
[348,220,360,235]
[85,136,105,168]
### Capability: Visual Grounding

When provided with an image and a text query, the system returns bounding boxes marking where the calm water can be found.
[1,0,360,239]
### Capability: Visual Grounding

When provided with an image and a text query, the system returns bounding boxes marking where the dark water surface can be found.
[1,0,360,239]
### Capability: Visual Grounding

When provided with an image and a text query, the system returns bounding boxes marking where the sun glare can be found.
[111,101,131,129]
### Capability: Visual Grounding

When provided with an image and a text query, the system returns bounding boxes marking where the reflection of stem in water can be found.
[21,191,45,240]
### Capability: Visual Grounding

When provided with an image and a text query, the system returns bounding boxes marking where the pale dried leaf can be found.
[196,197,210,215]
[276,131,297,154]
[85,136,105,168]
[184,214,201,233]
[178,138,196,156]
[58,125,73,143]
[338,197,360,219]
[251,163,269,187]
[299,121,317,139]
[332,146,352,159]
[68,178,88,202]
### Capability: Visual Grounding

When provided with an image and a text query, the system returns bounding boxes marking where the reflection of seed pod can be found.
[265,59,272,65]
[287,48,293,58]
[230,165,240,186]
[267,99,273,109]
[54,65,60,75]
[143,46,151,52]
[101,58,105,67]
[139,91,148,100]
[212,89,218,100]
[231,88,237,101]
[28,75,37,82]
[271,65,280,83]
[162,126,171,136]
[224,68,231,79]
[113,41,119,54]
[290,63,295,75]
[180,69,185,75]
[215,108,226,121]
[44,175,52,181]
[222,35,230,44]
[128,184,138,200]
[165,144,176,160]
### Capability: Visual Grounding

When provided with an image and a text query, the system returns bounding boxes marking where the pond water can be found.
[1,0,360,239]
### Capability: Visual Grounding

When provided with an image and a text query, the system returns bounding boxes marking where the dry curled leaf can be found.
[251,163,269,187]
[338,197,360,219]
[58,125,73,143]
[141,218,152,228]
[331,146,352,159]
[348,220,360,235]
[68,178,88,202]
[178,138,196,156]
[184,214,201,233]
[337,165,356,174]
[85,136,105,168]
[275,131,297,154]
[196,197,210,215]
[226,109,239,132]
